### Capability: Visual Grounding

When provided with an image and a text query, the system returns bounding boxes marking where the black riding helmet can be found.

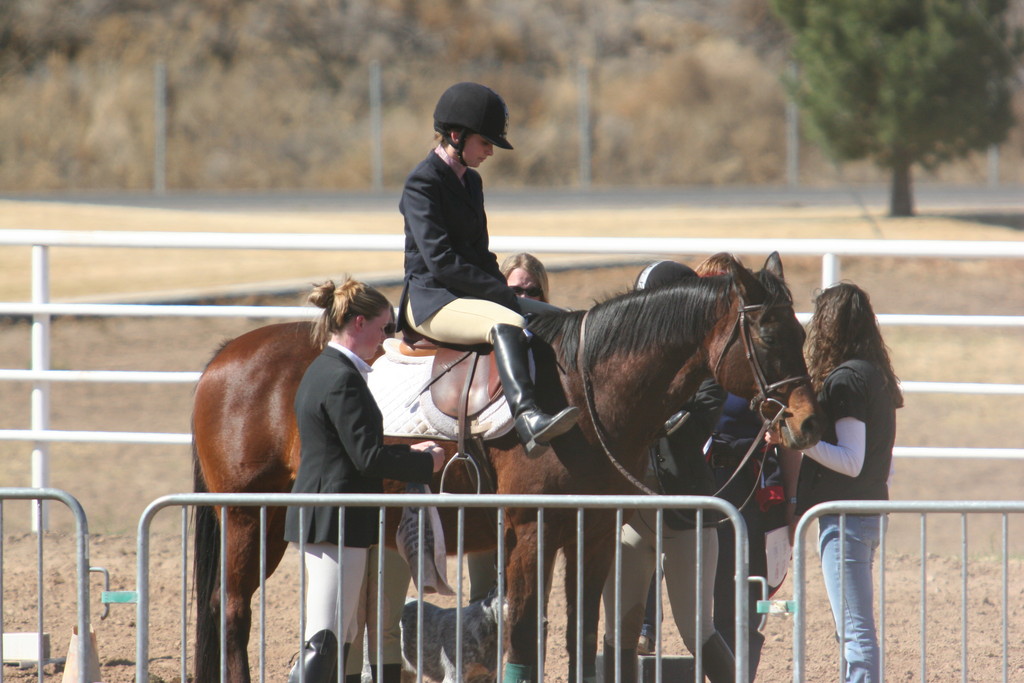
[433,82,513,150]
[634,260,697,290]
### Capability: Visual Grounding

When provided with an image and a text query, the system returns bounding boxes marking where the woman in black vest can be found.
[398,82,577,457]
[770,282,902,683]
[284,279,445,683]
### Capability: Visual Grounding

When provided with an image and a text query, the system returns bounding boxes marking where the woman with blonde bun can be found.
[284,278,446,683]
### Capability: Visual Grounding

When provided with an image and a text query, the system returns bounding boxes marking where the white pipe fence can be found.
[4,229,1024,259]
[2,231,1022,527]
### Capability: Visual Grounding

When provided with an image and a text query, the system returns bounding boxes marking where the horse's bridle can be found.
[577,292,810,497]
[698,293,812,500]
[713,297,810,420]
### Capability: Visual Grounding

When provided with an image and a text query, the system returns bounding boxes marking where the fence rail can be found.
[136,492,750,683]
[3,231,1022,528]
[791,500,1024,683]
[0,488,92,682]
[5,230,1024,258]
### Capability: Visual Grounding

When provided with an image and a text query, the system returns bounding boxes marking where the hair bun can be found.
[307,281,337,310]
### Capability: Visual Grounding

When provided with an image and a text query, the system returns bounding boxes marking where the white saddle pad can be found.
[368,338,513,441]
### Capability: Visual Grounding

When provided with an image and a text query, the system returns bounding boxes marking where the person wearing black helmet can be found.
[398,82,578,457]
[599,260,736,683]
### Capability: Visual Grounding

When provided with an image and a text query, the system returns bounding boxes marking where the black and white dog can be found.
[400,591,504,683]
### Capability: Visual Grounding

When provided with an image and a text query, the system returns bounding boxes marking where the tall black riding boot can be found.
[700,631,735,683]
[491,324,578,456]
[747,629,765,683]
[602,642,637,683]
[369,663,403,683]
[288,629,340,683]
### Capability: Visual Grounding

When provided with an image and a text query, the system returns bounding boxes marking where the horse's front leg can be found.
[501,516,557,683]
[564,511,617,683]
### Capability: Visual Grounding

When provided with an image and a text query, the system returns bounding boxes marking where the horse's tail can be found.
[192,434,221,683]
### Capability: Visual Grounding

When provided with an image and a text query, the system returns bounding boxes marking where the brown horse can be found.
[191,252,823,683]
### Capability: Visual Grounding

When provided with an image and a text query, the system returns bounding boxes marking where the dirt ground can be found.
[2,201,1024,681]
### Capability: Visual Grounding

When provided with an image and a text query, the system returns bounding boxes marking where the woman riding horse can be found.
[398,81,578,457]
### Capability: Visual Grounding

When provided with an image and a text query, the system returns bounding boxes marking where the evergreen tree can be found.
[772,0,1023,216]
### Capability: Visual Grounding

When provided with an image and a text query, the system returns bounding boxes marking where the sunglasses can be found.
[383,323,397,335]
[511,286,543,298]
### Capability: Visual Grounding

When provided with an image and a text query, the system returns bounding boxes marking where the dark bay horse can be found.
[191,252,823,682]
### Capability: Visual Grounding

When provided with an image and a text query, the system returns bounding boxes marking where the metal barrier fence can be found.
[791,500,1024,683]
[0,488,91,683]
[7,490,1024,682]
[135,492,749,683]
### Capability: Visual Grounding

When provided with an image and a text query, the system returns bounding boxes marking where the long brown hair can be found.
[806,282,903,409]
[307,277,391,348]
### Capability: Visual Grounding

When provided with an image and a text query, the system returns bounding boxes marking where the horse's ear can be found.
[729,257,767,304]
[764,251,785,280]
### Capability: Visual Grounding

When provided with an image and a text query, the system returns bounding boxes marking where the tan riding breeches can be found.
[405,296,559,346]
[345,546,409,671]
[467,549,499,603]
[601,508,719,655]
[301,543,368,644]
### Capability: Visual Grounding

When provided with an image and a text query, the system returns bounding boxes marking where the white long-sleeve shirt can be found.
[803,416,895,482]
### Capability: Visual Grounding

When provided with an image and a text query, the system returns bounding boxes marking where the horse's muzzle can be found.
[778,383,825,450]
[781,414,824,451]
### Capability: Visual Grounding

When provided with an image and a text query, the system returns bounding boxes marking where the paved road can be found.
[2,184,1021,213]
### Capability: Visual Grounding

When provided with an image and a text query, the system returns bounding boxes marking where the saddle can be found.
[400,335,503,422]
[370,333,511,496]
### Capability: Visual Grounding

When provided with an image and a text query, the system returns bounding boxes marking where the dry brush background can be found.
[1,0,1022,192]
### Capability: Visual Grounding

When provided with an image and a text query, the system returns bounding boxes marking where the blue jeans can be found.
[818,514,885,683]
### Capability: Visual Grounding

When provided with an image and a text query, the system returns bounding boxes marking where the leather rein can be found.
[578,293,810,497]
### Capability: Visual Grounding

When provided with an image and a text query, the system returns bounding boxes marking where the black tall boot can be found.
[288,629,340,683]
[700,631,735,683]
[747,630,764,683]
[602,642,637,683]
[491,324,579,456]
[369,663,403,683]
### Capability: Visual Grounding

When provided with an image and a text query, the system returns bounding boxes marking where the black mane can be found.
[527,276,727,372]
[527,265,793,373]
